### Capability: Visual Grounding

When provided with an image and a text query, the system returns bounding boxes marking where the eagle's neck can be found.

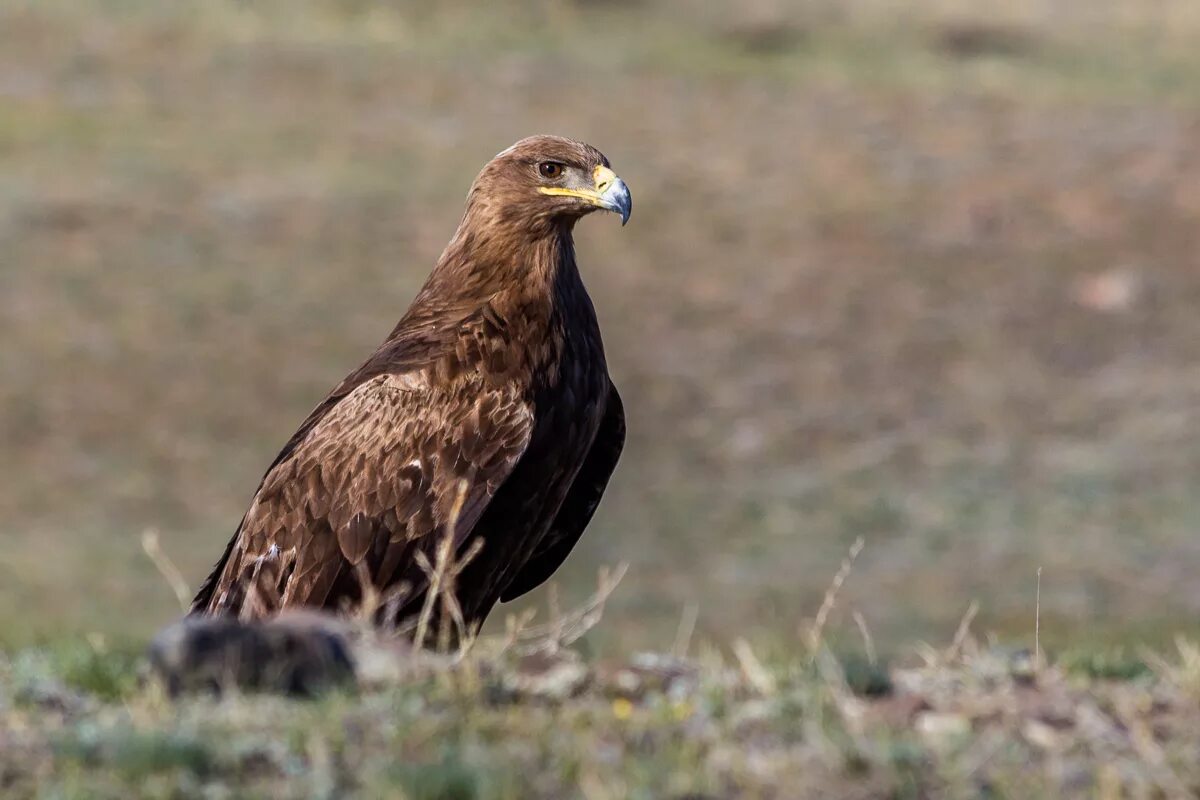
[380,203,605,395]
[417,215,583,324]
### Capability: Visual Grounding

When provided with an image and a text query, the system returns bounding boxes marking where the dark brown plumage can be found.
[191,136,630,637]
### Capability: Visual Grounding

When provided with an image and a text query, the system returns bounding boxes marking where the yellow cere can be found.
[592,165,617,192]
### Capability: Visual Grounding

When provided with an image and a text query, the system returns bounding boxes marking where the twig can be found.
[140,528,191,613]
[805,536,864,655]
[546,582,564,653]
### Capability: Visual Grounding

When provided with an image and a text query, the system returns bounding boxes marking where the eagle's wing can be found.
[193,370,533,619]
[501,383,624,602]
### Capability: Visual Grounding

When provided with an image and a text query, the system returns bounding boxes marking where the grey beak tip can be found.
[600,177,632,227]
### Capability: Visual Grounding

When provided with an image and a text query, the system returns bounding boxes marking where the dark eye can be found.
[538,162,564,179]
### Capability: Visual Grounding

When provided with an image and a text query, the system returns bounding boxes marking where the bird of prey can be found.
[190,136,630,639]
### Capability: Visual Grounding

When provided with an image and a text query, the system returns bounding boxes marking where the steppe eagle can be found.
[190,136,631,637]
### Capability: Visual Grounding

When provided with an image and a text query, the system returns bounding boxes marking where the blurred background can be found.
[4,0,1200,653]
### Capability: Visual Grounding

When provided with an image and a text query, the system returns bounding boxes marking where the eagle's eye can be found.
[538,162,564,179]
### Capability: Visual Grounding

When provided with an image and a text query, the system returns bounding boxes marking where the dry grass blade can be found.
[852,610,876,666]
[512,562,629,654]
[412,479,486,650]
[804,536,864,656]
[1035,566,1043,672]
[412,540,447,648]
[377,581,414,634]
[945,600,980,663]
[412,485,458,646]
[347,562,412,635]
[732,637,775,694]
[495,608,539,656]
[1109,695,1192,799]
[813,646,869,746]
[1142,637,1200,699]
[546,581,564,651]
[672,602,700,659]
[140,528,192,613]
[348,561,379,622]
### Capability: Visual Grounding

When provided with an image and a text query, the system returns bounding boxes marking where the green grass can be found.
[1059,646,1151,682]
[6,630,1200,798]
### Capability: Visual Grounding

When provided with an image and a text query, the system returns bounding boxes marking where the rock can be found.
[495,650,590,702]
[916,712,971,749]
[147,611,356,698]
[596,652,698,700]
[350,634,454,690]
[1022,719,1064,751]
[14,679,92,717]
[1008,649,1038,685]
[866,692,930,728]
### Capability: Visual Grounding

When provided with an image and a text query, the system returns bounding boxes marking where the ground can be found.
[4,615,1200,798]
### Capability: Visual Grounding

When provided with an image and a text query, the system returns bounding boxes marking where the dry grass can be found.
[5,615,1200,798]
[4,0,1200,654]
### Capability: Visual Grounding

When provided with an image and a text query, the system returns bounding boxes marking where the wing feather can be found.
[500,384,624,602]
[195,371,533,619]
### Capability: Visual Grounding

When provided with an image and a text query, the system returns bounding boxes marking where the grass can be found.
[5,622,1200,798]
[2,537,1187,797]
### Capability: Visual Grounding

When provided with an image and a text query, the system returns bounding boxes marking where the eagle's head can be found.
[470,135,632,231]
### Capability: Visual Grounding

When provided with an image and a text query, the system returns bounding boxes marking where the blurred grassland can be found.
[7,631,1200,798]
[4,0,1200,651]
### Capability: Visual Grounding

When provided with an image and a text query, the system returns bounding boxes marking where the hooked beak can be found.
[592,165,632,226]
[538,165,632,225]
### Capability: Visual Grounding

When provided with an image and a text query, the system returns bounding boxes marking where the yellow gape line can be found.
[537,166,620,206]
[537,164,631,225]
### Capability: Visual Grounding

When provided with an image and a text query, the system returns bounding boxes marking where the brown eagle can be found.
[191,136,630,635]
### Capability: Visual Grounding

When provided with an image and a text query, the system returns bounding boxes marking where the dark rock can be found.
[147,611,357,698]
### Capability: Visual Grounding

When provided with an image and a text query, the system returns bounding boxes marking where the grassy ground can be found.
[5,0,1200,656]
[4,615,1200,799]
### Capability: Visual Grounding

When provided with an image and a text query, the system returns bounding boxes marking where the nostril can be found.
[596,180,610,191]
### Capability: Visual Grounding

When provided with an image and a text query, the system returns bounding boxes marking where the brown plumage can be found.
[191,135,630,635]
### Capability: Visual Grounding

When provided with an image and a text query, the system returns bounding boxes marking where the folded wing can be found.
[192,371,533,620]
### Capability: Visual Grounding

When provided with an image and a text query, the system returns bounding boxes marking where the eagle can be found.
[190,136,630,638]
